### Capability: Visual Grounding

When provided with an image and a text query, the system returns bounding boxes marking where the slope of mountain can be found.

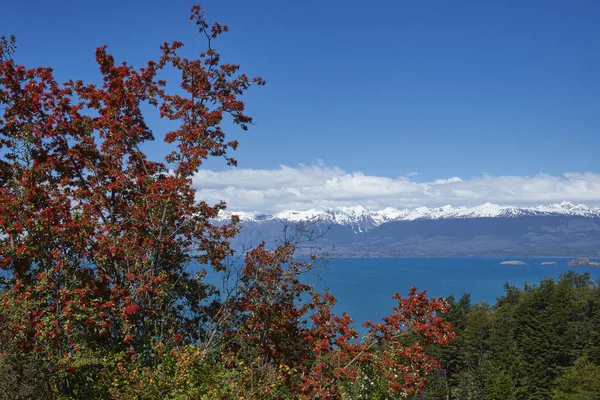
[218,203,600,257]
[219,202,600,225]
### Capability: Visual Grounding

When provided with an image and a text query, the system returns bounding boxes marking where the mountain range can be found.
[218,202,600,257]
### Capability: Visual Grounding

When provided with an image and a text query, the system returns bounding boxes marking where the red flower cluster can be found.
[0,5,452,398]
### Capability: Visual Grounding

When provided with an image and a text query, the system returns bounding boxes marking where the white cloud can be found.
[192,164,600,213]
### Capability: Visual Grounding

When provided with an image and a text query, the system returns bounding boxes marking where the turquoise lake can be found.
[302,257,600,330]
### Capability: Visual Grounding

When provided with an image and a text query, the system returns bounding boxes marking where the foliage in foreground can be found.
[414,271,600,400]
[0,6,454,399]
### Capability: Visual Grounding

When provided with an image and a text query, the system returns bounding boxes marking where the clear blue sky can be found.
[2,0,599,181]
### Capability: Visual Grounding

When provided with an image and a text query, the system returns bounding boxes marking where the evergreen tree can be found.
[552,356,600,400]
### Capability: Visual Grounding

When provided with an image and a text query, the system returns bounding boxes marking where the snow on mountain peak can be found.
[335,205,368,215]
[217,210,264,221]
[217,202,600,226]
[371,207,410,224]
[272,208,328,222]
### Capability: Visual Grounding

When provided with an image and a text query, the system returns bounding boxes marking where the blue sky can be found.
[2,0,600,210]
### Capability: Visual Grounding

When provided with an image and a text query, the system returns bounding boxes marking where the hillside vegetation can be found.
[414,271,600,399]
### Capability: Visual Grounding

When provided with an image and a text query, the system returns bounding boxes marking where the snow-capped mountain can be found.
[219,202,600,257]
[218,202,600,230]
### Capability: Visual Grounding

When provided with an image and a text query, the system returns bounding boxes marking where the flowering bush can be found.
[0,5,453,399]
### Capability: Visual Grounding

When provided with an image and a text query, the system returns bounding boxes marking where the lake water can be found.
[302,257,600,330]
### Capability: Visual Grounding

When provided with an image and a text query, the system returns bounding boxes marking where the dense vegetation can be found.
[414,271,600,400]
[0,6,453,399]
[2,6,597,400]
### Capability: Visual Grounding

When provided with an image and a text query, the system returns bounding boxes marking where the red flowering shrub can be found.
[0,6,453,399]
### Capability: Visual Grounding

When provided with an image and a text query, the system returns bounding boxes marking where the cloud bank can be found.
[192,165,600,213]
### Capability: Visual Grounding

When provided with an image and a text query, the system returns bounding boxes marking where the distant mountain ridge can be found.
[218,202,600,257]
[219,202,600,230]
